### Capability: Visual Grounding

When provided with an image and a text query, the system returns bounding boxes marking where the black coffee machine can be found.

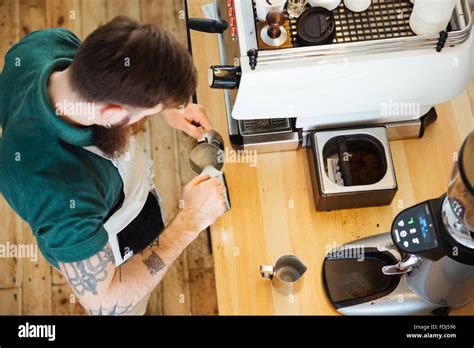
[323,132,474,315]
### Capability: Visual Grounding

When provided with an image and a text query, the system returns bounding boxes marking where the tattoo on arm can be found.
[61,245,115,296]
[142,251,165,275]
[149,237,160,248]
[140,237,160,256]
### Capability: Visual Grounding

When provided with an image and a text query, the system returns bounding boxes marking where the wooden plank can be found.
[0,0,19,279]
[161,253,192,315]
[145,284,164,315]
[21,225,53,314]
[105,0,141,21]
[450,90,474,142]
[186,232,214,270]
[189,268,218,315]
[18,0,53,315]
[52,284,86,315]
[51,268,67,285]
[45,0,82,35]
[0,197,23,289]
[19,0,46,35]
[467,80,474,120]
[0,288,22,315]
[451,300,474,316]
[79,0,107,38]
[140,0,187,43]
[0,0,21,69]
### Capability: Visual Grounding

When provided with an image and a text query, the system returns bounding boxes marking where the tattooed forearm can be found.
[61,245,115,296]
[142,251,165,275]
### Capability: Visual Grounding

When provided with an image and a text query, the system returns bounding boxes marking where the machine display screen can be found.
[392,203,438,253]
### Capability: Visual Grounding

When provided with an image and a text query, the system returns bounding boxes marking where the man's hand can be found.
[177,174,227,234]
[161,103,213,139]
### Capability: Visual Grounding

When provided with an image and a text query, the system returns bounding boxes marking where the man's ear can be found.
[99,105,128,127]
[155,103,165,114]
[138,103,165,118]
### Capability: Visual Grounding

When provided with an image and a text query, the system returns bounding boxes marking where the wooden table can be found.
[187,0,474,315]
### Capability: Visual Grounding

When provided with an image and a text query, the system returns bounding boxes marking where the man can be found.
[0,16,227,315]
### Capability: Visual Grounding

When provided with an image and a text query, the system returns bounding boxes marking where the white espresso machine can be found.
[188,0,474,211]
[190,0,473,152]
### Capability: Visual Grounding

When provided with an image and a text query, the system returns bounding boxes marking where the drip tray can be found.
[322,247,401,309]
[308,127,397,211]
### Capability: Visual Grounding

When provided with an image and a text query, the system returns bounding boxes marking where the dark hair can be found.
[70,16,197,108]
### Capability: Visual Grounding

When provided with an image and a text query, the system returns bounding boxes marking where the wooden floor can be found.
[0,0,218,315]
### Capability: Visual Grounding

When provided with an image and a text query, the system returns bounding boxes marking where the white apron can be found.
[84,137,164,266]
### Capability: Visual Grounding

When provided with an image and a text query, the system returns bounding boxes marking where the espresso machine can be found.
[189,0,474,153]
[322,132,474,315]
[188,0,473,211]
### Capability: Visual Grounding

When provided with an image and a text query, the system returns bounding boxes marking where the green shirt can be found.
[0,29,124,269]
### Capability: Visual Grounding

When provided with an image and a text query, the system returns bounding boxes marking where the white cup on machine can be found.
[344,0,371,12]
[256,0,288,21]
[409,0,456,36]
[308,0,341,11]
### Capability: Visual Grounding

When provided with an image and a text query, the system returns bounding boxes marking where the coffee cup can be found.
[344,0,371,12]
[308,0,341,11]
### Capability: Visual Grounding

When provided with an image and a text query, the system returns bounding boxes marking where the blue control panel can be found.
[392,202,439,253]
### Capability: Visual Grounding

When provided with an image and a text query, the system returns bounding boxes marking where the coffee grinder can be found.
[322,132,474,315]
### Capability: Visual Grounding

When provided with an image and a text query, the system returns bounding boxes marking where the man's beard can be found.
[92,118,146,158]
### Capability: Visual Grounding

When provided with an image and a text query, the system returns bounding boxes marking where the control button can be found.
[228,0,234,7]
[409,228,416,234]
[394,229,400,242]
[403,241,409,248]
[400,230,407,238]
[408,217,415,225]
[231,27,238,38]
[229,7,234,17]
[412,238,420,245]
[230,16,236,27]
[398,220,405,227]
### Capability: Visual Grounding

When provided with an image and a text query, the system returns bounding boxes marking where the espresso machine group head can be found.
[322,132,474,315]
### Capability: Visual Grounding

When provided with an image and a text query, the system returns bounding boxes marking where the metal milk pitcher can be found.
[188,127,231,211]
[260,255,307,295]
